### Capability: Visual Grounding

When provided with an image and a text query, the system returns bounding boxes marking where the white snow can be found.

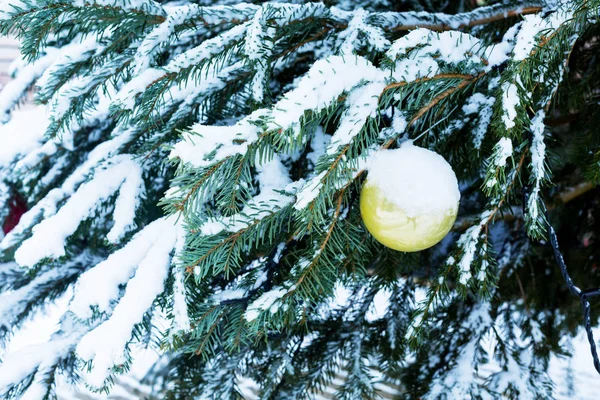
[1,130,135,251]
[527,110,547,221]
[244,7,277,102]
[72,0,165,16]
[306,127,330,167]
[132,4,200,75]
[68,218,167,319]
[365,288,392,322]
[455,224,482,285]
[0,268,68,332]
[513,8,571,61]
[326,81,386,155]
[106,161,145,243]
[36,36,103,98]
[167,23,249,72]
[245,286,287,321]
[76,218,179,387]
[462,93,494,149]
[0,0,26,19]
[0,50,58,122]
[529,111,547,182]
[484,22,521,68]
[170,225,190,332]
[494,137,513,167]
[293,171,325,210]
[170,109,267,168]
[268,55,384,136]
[501,82,519,130]
[0,106,49,166]
[14,156,144,267]
[335,8,389,54]
[198,156,299,235]
[0,327,82,394]
[387,29,483,82]
[365,140,460,217]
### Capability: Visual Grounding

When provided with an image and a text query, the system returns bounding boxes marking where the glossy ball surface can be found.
[360,183,458,252]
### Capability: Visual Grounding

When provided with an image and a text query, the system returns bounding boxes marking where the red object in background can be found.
[3,192,27,234]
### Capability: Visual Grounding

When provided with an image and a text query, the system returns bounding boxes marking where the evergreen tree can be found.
[1,0,600,398]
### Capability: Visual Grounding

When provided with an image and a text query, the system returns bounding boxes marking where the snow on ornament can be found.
[360,141,460,252]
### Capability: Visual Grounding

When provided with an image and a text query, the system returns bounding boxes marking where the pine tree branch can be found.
[378,73,475,102]
[176,159,228,212]
[483,151,528,230]
[408,72,485,127]
[386,5,542,32]
[288,192,344,296]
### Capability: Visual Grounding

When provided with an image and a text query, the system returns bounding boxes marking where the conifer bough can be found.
[0,0,600,398]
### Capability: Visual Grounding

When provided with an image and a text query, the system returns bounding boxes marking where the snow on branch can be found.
[0,266,75,336]
[0,0,27,19]
[76,217,180,387]
[334,8,389,54]
[513,7,572,61]
[132,4,203,75]
[35,35,105,102]
[0,326,85,396]
[170,109,267,169]
[69,218,166,319]
[0,106,49,168]
[14,155,144,267]
[268,55,384,137]
[525,110,548,237]
[0,50,58,122]
[198,157,298,236]
[424,304,492,399]
[1,130,134,251]
[245,6,274,103]
[72,0,166,17]
[326,81,386,155]
[113,22,248,112]
[369,2,542,31]
[170,227,190,333]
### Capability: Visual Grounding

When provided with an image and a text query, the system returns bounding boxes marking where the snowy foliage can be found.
[0,0,600,398]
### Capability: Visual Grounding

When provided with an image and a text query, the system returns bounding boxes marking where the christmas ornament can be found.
[360,141,460,252]
[3,192,27,234]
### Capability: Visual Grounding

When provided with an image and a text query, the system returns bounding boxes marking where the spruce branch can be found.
[387,5,543,32]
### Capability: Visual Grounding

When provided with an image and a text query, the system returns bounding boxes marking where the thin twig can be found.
[546,218,600,375]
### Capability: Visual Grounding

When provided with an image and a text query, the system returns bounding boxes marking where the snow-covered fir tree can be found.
[1,0,600,398]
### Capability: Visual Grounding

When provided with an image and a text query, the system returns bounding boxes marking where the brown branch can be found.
[175,158,228,211]
[408,72,484,127]
[390,6,542,32]
[378,73,475,102]
[556,182,595,204]
[194,313,225,356]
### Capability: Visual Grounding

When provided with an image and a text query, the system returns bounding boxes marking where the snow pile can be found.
[365,141,460,217]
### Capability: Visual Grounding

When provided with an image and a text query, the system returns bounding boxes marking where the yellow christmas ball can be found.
[360,141,460,252]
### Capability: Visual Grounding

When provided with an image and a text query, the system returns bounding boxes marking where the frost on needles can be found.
[1,0,600,399]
